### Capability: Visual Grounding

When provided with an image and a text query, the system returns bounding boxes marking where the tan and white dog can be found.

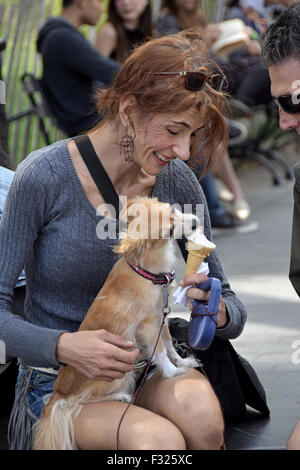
[33,197,199,450]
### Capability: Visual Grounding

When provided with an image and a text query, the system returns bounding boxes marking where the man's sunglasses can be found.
[273,94,300,115]
[145,71,225,92]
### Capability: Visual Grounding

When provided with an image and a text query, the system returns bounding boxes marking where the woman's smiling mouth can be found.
[153,151,172,164]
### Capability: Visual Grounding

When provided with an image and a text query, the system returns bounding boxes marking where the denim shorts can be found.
[8,365,58,449]
[15,365,57,420]
[15,362,156,421]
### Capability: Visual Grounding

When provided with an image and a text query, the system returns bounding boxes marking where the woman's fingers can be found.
[179,272,208,287]
[57,329,140,380]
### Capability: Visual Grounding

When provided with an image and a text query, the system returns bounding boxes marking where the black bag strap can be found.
[73,134,121,219]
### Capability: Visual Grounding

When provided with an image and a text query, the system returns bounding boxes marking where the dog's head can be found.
[114,197,199,260]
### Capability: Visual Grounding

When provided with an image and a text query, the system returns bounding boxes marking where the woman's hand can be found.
[56,329,140,381]
[179,273,228,328]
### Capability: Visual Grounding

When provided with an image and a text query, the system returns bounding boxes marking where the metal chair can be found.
[18,73,62,146]
[228,99,294,186]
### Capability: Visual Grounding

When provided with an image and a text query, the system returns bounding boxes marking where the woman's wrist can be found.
[56,332,73,365]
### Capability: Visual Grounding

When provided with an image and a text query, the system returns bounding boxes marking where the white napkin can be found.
[173,262,209,308]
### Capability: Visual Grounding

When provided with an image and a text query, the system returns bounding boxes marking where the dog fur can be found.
[33,197,199,450]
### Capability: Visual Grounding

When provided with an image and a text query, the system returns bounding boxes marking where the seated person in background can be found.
[224,0,273,106]
[226,0,268,38]
[156,0,272,105]
[37,0,120,137]
[156,0,256,225]
[95,0,153,62]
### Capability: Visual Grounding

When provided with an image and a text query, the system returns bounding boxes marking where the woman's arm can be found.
[95,22,118,57]
[0,151,139,377]
[0,154,68,367]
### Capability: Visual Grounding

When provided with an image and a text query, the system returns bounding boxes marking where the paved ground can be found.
[1,141,300,450]
[171,141,300,449]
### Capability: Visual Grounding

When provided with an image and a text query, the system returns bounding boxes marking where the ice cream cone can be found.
[184,231,216,277]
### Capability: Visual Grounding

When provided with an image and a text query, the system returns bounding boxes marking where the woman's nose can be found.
[172,137,191,161]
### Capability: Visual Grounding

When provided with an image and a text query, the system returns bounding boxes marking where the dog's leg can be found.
[161,324,199,369]
[152,336,189,378]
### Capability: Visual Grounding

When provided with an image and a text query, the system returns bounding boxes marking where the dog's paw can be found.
[174,356,199,369]
[114,393,133,403]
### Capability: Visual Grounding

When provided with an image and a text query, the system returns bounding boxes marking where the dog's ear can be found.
[114,236,145,256]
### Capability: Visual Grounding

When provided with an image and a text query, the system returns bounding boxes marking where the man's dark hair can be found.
[261,2,300,67]
[63,0,74,7]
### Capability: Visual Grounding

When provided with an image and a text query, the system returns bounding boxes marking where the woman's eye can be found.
[167,129,178,136]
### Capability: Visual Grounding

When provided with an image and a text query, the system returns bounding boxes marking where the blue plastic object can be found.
[189,277,222,350]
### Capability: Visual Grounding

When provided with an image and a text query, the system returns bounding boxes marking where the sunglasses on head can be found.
[272,94,300,115]
[145,71,225,92]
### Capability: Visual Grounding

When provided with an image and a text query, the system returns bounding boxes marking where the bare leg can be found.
[214,150,245,201]
[74,400,186,450]
[214,150,250,219]
[135,368,225,450]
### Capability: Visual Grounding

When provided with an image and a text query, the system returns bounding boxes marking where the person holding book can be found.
[156,0,260,229]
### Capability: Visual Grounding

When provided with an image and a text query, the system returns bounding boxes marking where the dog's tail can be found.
[33,395,83,450]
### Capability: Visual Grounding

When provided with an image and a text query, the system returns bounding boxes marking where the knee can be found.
[199,410,224,450]
[173,375,224,449]
[132,419,186,450]
[190,399,224,450]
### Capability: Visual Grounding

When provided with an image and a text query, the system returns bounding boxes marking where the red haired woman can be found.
[2,32,247,450]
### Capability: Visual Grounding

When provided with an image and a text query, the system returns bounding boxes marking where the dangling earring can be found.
[120,128,134,163]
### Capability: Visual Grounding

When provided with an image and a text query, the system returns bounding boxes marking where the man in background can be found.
[37,0,120,137]
[261,1,300,450]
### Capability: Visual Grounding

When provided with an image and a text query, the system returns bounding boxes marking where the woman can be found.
[95,0,153,62]
[1,32,247,450]
[156,0,221,47]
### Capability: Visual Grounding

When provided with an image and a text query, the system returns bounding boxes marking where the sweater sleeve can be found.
[171,161,247,340]
[49,29,120,85]
[0,152,67,367]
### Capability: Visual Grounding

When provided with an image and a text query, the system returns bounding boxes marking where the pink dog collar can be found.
[127,262,175,286]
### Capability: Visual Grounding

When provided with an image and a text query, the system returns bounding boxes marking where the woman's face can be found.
[130,108,204,176]
[174,0,200,13]
[114,0,148,23]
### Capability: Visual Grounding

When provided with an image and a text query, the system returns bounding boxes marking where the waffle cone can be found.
[184,242,215,276]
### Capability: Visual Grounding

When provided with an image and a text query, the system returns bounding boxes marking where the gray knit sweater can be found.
[0,139,246,369]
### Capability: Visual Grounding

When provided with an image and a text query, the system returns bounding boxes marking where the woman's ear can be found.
[119,95,137,128]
